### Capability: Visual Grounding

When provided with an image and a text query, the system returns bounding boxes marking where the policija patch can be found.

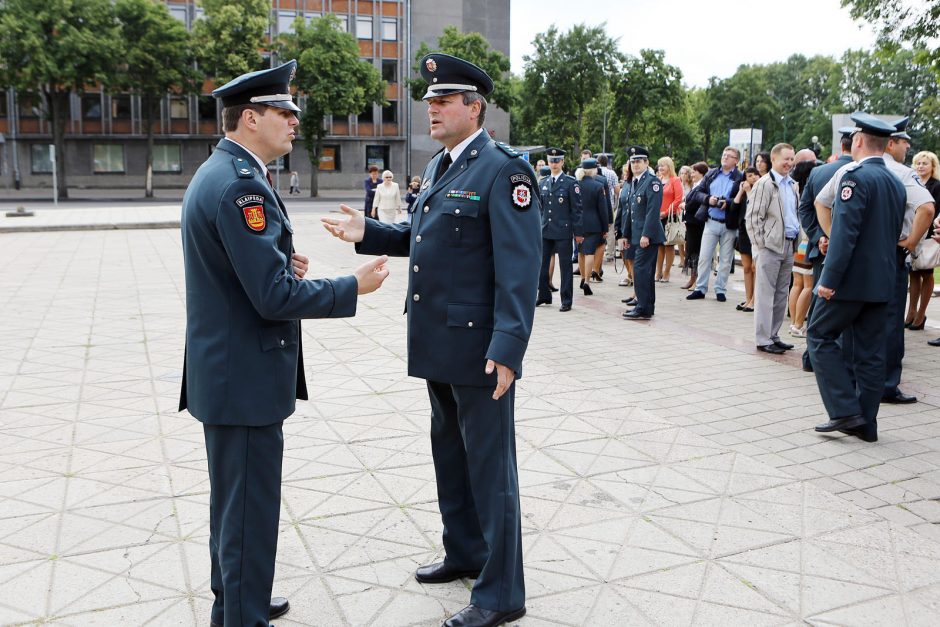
[509,173,533,211]
[236,194,266,232]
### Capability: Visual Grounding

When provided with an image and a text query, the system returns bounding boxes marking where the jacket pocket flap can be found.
[441,202,481,218]
[447,303,494,329]
[259,323,298,351]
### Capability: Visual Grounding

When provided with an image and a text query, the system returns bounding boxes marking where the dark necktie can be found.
[437,152,452,180]
[265,170,274,187]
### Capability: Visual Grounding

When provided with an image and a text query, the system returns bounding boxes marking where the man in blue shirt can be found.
[746,143,800,354]
[687,147,743,301]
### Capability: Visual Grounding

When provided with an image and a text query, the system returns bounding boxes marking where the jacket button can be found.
[413,265,419,272]
[455,208,461,215]
[279,339,285,347]
[423,206,429,213]
[413,294,420,302]
[416,235,422,242]
[468,321,474,327]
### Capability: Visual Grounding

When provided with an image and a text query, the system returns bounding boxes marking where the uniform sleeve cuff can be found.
[485,331,528,377]
[328,275,358,318]
[355,219,388,255]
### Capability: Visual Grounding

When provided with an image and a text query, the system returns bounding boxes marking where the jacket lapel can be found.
[426,131,489,199]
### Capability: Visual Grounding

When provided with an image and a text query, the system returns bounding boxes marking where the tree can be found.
[278,14,385,197]
[115,0,199,198]
[0,0,122,198]
[192,0,269,84]
[408,26,514,111]
[841,0,940,80]
[519,24,621,155]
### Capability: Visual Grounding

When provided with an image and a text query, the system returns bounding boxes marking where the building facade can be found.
[0,0,509,193]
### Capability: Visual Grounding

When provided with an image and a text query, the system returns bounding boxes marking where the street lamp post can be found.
[781,114,787,144]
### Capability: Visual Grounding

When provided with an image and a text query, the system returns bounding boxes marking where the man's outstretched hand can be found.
[321,204,366,243]
[354,256,389,295]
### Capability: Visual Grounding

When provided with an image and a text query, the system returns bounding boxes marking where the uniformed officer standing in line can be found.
[618,146,665,320]
[179,61,389,627]
[576,158,612,296]
[322,53,541,627]
[536,148,582,311]
[809,114,906,442]
[797,126,856,372]
[815,116,935,404]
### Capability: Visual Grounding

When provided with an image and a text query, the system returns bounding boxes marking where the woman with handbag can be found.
[907,151,940,330]
[655,157,685,282]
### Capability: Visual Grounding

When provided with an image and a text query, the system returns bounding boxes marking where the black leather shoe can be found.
[839,425,878,442]
[773,340,794,350]
[881,391,917,404]
[686,290,705,300]
[815,415,866,433]
[757,344,786,355]
[548,283,559,292]
[622,297,637,306]
[209,597,289,627]
[623,310,651,320]
[443,604,526,627]
[716,293,727,302]
[929,337,940,346]
[581,280,593,296]
[535,298,552,306]
[415,561,481,584]
[559,304,571,312]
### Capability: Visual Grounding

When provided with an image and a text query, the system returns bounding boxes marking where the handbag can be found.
[664,204,686,245]
[911,237,940,271]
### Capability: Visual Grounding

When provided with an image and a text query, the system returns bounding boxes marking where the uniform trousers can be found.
[204,422,284,627]
[883,254,908,398]
[633,244,657,315]
[807,298,888,424]
[801,256,825,370]
[695,219,736,295]
[754,239,796,346]
[426,380,525,612]
[538,237,574,307]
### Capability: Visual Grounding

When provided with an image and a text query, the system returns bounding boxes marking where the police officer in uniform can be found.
[536,148,582,311]
[576,157,611,296]
[322,53,541,627]
[797,126,856,371]
[815,116,935,404]
[809,113,906,442]
[179,60,388,627]
[619,146,665,320]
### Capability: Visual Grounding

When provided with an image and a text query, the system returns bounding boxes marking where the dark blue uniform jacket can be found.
[622,170,666,245]
[539,173,582,239]
[356,131,542,387]
[179,138,358,426]
[799,154,853,260]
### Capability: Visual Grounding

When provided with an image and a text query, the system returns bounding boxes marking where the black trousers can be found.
[883,255,908,397]
[538,237,573,307]
[802,256,825,370]
[204,422,284,627]
[633,244,657,315]
[426,380,525,612]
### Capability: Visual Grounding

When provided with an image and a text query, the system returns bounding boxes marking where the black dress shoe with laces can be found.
[443,604,526,627]
[622,297,637,306]
[815,415,865,433]
[559,304,571,312]
[415,561,481,584]
[623,310,651,320]
[535,297,552,306]
[773,340,794,350]
[210,597,289,627]
[881,391,917,404]
[757,344,786,355]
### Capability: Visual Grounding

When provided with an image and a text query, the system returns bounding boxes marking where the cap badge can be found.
[426,58,437,72]
[289,65,296,82]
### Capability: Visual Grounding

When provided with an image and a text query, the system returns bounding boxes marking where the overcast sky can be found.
[509,0,878,88]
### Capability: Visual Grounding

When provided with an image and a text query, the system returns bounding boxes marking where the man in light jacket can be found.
[746,143,800,354]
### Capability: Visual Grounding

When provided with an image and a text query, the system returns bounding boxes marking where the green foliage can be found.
[408,26,513,110]
[841,0,940,80]
[277,14,385,196]
[193,0,269,84]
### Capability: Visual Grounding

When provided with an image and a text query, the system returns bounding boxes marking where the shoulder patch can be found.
[573,184,580,195]
[236,194,267,233]
[511,179,533,211]
[840,184,854,202]
[509,173,532,187]
[495,142,520,158]
[652,182,661,193]
[233,158,255,178]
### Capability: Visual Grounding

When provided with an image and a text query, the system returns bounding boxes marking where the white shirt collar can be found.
[445,128,485,164]
[226,137,268,174]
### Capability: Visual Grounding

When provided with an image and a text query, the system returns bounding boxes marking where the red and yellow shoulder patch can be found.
[235,194,266,232]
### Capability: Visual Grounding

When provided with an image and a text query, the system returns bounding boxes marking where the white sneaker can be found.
[789,324,806,338]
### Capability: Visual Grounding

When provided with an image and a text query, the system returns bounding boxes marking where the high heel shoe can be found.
[904,320,914,329]
[590,271,603,283]
[581,280,593,296]
[909,318,926,331]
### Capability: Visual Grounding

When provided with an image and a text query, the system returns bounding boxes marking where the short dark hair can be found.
[791,160,818,189]
[597,154,609,167]
[461,92,487,127]
[862,133,890,153]
[840,135,853,152]
[222,104,267,133]
[744,166,759,176]
[692,161,709,176]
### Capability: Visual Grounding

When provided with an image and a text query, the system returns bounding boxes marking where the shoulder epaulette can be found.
[233,158,256,179]
[845,162,862,173]
[495,141,520,158]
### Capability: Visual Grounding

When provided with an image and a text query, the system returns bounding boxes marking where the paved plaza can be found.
[3,204,940,625]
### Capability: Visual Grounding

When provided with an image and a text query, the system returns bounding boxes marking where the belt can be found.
[786,236,797,241]
[708,216,725,224]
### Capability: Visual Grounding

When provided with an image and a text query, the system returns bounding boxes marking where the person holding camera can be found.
[687,147,744,302]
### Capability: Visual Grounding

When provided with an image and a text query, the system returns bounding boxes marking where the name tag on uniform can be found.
[445,190,481,201]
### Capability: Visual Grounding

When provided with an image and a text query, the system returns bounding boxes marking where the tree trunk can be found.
[307,135,322,198]
[48,89,69,200]
[144,95,154,198]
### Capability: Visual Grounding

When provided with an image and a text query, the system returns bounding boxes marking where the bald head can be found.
[794,148,817,164]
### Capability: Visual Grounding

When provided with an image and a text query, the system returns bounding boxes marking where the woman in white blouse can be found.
[371,170,402,223]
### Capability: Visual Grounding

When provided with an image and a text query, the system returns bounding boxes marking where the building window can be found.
[94,144,125,173]
[277,11,297,34]
[304,12,321,24]
[382,60,397,83]
[382,102,398,124]
[381,18,397,41]
[30,144,54,174]
[0,92,6,117]
[335,14,348,32]
[169,96,189,119]
[111,95,131,119]
[82,94,102,119]
[197,96,217,121]
[153,144,182,173]
[18,92,40,118]
[356,17,372,39]
[169,6,188,27]
[320,145,340,172]
[357,106,374,124]
[366,145,389,172]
